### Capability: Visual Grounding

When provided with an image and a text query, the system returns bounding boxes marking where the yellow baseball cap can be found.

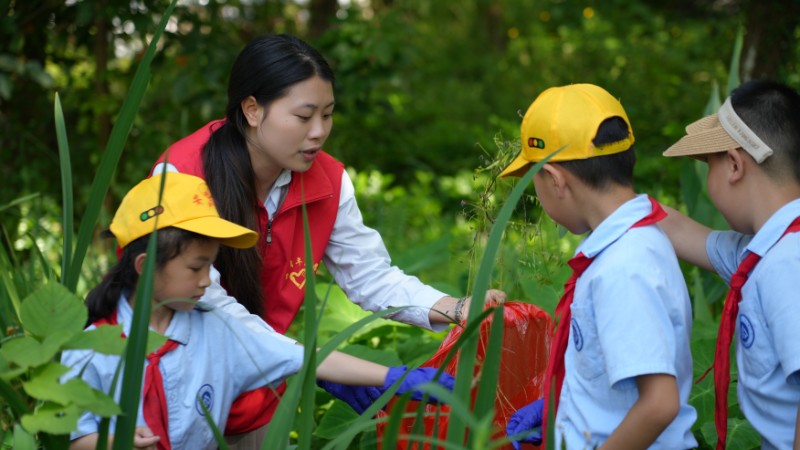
[500,83,635,178]
[110,173,258,249]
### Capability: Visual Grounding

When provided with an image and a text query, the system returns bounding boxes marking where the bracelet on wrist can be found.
[454,296,467,323]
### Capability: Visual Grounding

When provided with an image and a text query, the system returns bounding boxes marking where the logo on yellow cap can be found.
[528,137,545,149]
[139,205,164,222]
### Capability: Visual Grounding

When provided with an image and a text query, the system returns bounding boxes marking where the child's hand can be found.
[133,426,160,449]
[383,365,455,402]
[506,398,544,449]
[318,366,455,414]
[317,380,381,414]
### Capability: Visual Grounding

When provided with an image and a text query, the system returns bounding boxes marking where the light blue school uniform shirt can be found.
[61,295,304,450]
[555,194,697,449]
[706,198,800,450]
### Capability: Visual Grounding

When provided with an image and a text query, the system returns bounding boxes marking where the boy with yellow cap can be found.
[61,173,455,450]
[660,80,800,450]
[501,84,697,449]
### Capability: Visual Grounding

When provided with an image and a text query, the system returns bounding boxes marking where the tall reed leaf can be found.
[446,147,562,445]
[111,174,166,450]
[64,0,178,292]
[54,93,73,284]
[261,179,318,450]
[726,26,744,96]
[298,181,318,450]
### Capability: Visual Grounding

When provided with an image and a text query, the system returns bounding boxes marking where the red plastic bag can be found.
[376,301,553,449]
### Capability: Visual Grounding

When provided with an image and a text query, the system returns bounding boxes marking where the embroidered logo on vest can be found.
[286,257,319,289]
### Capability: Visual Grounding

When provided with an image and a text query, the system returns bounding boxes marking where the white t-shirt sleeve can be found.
[323,171,450,332]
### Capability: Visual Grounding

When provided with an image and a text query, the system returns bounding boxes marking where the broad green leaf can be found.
[688,376,714,432]
[0,333,70,370]
[726,418,761,449]
[22,362,120,416]
[314,400,359,439]
[12,424,36,450]
[700,417,760,450]
[19,281,86,339]
[316,283,398,342]
[145,330,169,355]
[64,325,127,354]
[20,403,83,435]
[0,353,26,381]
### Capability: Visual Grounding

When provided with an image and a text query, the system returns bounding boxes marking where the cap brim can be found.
[175,217,258,249]
[663,114,740,159]
[499,154,534,178]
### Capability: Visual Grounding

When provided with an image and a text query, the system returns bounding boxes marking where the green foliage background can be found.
[2,0,799,448]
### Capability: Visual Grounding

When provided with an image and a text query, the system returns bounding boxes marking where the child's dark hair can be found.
[85,228,211,326]
[202,34,335,317]
[558,117,636,189]
[730,80,800,182]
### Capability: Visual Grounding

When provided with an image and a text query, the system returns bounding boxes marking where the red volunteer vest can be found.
[152,120,344,433]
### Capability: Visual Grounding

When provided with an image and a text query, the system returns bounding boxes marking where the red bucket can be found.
[376,302,553,449]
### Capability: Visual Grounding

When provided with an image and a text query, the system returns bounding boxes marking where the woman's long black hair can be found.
[202,34,335,317]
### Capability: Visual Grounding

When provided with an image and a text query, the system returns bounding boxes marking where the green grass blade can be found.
[112,174,165,450]
[726,25,744,96]
[262,179,318,450]
[447,147,562,445]
[0,194,39,214]
[703,80,722,117]
[469,304,505,445]
[0,240,23,323]
[54,92,74,284]
[65,0,178,292]
[0,378,29,418]
[298,184,318,450]
[198,392,230,450]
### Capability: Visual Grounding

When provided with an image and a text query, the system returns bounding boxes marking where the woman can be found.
[150,34,504,447]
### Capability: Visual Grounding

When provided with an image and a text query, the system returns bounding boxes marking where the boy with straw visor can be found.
[501,83,697,449]
[660,80,800,450]
[61,172,455,450]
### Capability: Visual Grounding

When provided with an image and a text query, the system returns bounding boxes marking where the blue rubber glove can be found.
[317,366,455,414]
[316,380,381,414]
[506,398,544,450]
[383,365,456,402]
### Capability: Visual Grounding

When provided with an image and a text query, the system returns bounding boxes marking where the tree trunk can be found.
[308,0,338,39]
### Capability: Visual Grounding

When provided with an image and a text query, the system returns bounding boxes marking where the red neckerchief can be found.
[93,309,179,450]
[703,216,800,450]
[541,197,667,447]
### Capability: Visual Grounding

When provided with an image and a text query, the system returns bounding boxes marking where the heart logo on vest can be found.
[289,269,306,289]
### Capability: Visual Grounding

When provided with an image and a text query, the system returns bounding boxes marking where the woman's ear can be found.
[133,253,147,276]
[240,96,263,127]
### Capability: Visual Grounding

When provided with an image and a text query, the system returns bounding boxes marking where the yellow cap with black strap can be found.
[500,83,635,178]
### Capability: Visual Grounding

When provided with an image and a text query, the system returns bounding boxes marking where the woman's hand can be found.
[430,289,507,325]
